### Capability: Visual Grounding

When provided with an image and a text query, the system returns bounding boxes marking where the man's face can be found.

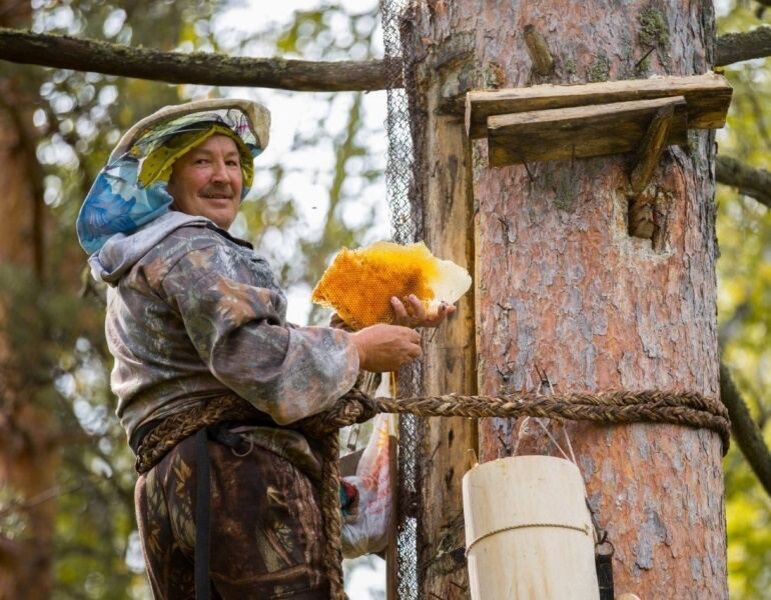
[166,134,244,230]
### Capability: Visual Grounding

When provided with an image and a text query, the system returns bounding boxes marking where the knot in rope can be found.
[297,388,380,438]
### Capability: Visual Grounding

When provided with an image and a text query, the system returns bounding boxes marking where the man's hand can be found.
[390,295,456,328]
[350,323,422,372]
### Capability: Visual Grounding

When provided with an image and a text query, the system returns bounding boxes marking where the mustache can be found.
[199,184,235,198]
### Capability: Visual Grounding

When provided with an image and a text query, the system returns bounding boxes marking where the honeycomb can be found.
[312,241,471,330]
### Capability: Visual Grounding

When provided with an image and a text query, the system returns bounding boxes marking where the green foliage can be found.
[276,10,326,54]
[716,3,771,598]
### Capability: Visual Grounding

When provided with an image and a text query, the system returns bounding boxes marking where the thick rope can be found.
[310,388,730,600]
[319,431,345,599]
[295,388,730,446]
[134,388,730,600]
[374,390,730,448]
[135,394,260,474]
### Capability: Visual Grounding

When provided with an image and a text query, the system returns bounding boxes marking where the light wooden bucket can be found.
[462,455,599,600]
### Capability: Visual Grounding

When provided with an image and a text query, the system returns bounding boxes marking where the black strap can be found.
[194,427,212,600]
[596,551,614,599]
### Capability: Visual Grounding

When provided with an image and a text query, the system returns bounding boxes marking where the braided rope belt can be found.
[135,388,730,600]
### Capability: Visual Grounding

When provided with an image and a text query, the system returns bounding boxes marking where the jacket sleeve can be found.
[160,243,360,424]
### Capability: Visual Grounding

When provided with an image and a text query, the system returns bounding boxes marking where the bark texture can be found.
[410,1,726,598]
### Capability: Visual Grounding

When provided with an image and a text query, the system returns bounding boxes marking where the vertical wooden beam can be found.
[419,116,477,600]
[386,437,398,600]
[410,37,478,599]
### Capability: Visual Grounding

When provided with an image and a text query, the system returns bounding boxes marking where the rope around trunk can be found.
[135,388,730,599]
[303,388,729,599]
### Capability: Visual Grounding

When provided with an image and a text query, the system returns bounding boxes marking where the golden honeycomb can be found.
[312,241,471,330]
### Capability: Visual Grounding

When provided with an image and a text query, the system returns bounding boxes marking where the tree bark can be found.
[409,1,726,598]
[0,27,394,92]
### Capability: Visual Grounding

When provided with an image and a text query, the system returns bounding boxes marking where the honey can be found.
[312,241,471,330]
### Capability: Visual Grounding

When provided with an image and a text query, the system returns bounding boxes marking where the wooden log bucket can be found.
[462,455,600,599]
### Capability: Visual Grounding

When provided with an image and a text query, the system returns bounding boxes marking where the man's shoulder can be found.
[134,225,226,287]
[163,223,253,254]
[162,223,225,249]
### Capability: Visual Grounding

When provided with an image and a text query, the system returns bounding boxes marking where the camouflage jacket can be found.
[90,211,360,477]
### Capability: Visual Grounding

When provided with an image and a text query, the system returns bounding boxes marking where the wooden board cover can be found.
[487,96,687,167]
[466,73,731,138]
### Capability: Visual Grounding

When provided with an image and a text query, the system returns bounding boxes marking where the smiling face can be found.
[166,134,244,230]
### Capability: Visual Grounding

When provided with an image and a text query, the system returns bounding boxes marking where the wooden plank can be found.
[523,24,554,75]
[631,101,676,194]
[416,68,478,599]
[385,436,398,600]
[466,73,731,138]
[487,96,687,167]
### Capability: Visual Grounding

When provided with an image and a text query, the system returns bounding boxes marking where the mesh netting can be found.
[379,1,422,598]
[380,0,418,246]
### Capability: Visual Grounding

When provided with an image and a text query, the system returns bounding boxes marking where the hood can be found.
[76,98,270,255]
[88,211,211,285]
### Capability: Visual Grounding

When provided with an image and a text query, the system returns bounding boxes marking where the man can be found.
[77,99,452,598]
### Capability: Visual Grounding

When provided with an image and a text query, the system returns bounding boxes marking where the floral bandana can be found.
[76,99,270,254]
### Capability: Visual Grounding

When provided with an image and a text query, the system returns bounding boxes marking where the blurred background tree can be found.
[715,2,771,598]
[0,0,767,598]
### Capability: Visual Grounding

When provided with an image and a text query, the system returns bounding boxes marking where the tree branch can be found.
[0,27,396,92]
[715,155,771,209]
[1,27,768,91]
[715,26,771,66]
[720,361,771,498]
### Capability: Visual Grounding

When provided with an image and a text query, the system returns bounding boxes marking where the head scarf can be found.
[76,99,270,254]
[138,123,254,190]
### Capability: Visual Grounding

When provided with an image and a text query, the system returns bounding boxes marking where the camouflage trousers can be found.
[135,431,330,599]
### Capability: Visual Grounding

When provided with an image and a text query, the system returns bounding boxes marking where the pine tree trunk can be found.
[407,1,726,598]
[0,8,58,598]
